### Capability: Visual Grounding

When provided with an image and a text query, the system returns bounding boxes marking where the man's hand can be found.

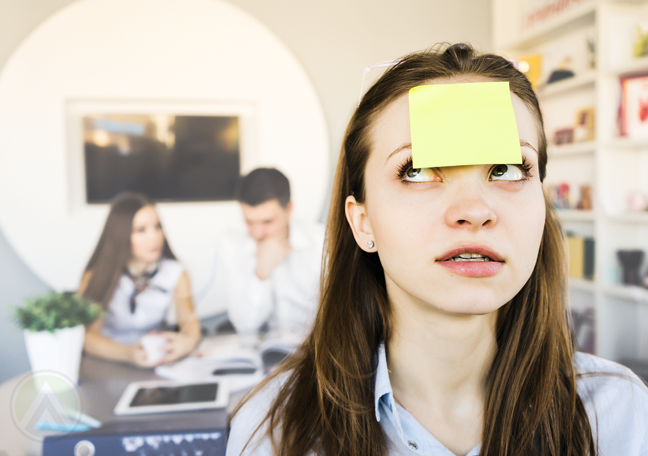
[255,232,291,280]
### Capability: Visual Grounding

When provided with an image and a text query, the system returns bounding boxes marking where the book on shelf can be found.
[566,233,595,280]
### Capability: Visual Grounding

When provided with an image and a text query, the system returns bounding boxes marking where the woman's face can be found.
[346,80,545,316]
[130,205,165,264]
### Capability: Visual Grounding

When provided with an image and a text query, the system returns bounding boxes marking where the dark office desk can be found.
[0,353,244,456]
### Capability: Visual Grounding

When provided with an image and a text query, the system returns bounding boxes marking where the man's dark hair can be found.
[234,167,291,208]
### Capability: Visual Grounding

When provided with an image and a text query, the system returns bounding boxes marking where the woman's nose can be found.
[443,183,496,230]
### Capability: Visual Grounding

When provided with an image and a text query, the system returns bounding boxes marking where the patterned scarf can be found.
[124,263,168,314]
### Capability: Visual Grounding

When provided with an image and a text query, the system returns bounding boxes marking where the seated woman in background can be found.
[79,193,200,367]
[227,44,648,455]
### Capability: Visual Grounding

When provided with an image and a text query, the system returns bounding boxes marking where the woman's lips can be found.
[437,260,504,277]
[437,245,504,262]
[436,245,504,277]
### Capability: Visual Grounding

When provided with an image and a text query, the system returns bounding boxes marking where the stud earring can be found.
[367,240,375,249]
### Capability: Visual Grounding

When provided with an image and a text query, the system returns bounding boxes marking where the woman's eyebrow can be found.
[520,139,538,153]
[386,142,412,162]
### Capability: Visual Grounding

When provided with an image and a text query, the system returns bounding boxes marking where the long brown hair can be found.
[231,43,594,456]
[80,193,176,308]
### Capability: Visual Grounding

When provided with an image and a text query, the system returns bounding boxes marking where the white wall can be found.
[0,0,491,382]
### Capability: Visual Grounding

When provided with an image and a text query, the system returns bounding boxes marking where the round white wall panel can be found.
[0,0,329,316]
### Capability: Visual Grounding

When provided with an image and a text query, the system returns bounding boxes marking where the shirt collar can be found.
[374,343,396,422]
[372,343,483,456]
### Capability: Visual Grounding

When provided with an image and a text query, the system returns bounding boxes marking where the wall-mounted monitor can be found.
[83,114,240,203]
[67,100,257,208]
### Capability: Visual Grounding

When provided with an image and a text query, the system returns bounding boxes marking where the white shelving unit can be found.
[607,138,648,149]
[602,284,648,303]
[570,277,598,292]
[537,71,597,98]
[611,55,648,75]
[557,209,596,222]
[607,212,648,223]
[494,0,648,364]
[547,141,596,157]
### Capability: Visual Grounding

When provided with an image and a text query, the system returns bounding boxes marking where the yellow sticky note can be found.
[409,81,521,169]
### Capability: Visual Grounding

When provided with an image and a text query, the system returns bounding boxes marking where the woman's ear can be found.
[345,195,376,252]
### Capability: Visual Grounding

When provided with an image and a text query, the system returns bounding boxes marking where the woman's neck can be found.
[388,305,496,396]
[386,294,497,455]
[127,259,157,277]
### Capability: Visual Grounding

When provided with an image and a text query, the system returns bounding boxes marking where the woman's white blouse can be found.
[101,259,184,344]
[226,346,648,455]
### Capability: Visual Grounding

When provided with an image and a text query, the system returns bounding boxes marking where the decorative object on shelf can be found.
[548,185,559,208]
[549,183,596,212]
[553,127,574,145]
[570,307,595,354]
[627,191,648,212]
[558,183,571,209]
[573,107,595,142]
[547,57,575,84]
[576,184,593,210]
[548,183,573,209]
[567,233,595,280]
[522,0,595,32]
[13,292,102,391]
[634,23,648,58]
[616,249,645,286]
[619,73,648,138]
[517,54,543,89]
[586,29,596,70]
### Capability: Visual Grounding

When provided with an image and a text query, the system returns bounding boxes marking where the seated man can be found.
[213,168,324,338]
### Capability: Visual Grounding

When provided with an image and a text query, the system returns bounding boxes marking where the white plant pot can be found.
[23,324,85,391]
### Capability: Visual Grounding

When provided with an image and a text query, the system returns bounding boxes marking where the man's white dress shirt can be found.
[227,346,648,455]
[213,220,324,336]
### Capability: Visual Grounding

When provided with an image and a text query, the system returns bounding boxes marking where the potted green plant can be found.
[14,292,102,389]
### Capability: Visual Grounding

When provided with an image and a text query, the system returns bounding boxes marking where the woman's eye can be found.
[404,167,440,182]
[490,164,524,181]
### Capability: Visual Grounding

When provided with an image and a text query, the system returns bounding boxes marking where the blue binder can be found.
[42,413,227,456]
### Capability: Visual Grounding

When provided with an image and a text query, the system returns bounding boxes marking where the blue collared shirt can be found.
[227,345,648,455]
[373,344,480,455]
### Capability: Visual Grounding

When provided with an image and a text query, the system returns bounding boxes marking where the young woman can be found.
[226,44,648,455]
[79,193,201,367]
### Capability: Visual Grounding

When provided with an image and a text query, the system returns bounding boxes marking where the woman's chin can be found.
[418,289,516,317]
[435,302,505,317]
[136,254,162,264]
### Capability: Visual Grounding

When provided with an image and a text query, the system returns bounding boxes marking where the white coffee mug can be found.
[140,334,169,364]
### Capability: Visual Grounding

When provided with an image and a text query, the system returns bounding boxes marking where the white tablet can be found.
[114,379,229,416]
